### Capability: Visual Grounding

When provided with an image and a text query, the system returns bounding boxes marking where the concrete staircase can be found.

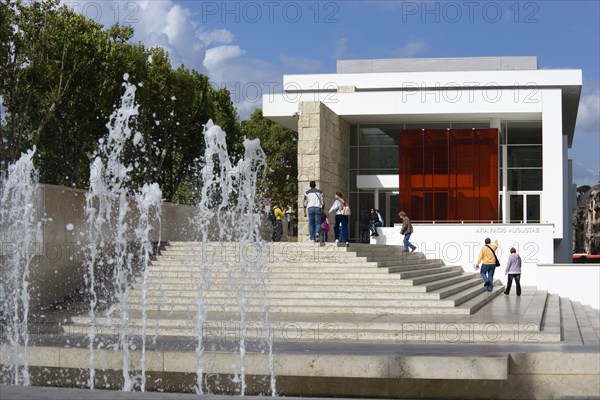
[123,242,503,314]
[60,241,590,344]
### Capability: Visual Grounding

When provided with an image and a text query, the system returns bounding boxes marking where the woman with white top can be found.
[328,191,350,247]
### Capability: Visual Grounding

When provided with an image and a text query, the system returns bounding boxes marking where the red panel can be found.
[399,128,499,222]
[449,129,475,221]
[475,128,499,220]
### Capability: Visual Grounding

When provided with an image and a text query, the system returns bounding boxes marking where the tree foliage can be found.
[241,109,298,210]
[0,0,243,203]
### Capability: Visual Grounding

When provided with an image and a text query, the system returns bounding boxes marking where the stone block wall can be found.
[0,184,277,310]
[297,101,350,242]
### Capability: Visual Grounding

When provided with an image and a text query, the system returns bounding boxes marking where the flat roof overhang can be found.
[263,69,582,146]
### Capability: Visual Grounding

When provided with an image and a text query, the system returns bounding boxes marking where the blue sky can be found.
[66,0,599,187]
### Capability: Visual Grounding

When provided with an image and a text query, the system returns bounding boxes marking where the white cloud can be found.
[396,40,428,57]
[63,0,209,72]
[575,87,600,136]
[279,55,322,72]
[204,46,245,81]
[197,29,234,46]
[204,51,282,119]
[135,1,207,71]
[332,38,348,59]
[573,161,599,187]
[380,40,428,58]
[63,0,281,120]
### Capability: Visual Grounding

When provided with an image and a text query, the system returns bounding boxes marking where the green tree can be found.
[241,108,298,210]
[1,0,243,204]
[0,0,143,185]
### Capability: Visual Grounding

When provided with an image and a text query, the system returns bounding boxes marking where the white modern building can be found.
[263,56,584,287]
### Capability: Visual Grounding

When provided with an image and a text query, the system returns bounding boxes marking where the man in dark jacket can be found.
[359,208,370,243]
[399,211,416,252]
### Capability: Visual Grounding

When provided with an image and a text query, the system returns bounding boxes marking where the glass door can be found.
[506,192,542,223]
[386,192,400,227]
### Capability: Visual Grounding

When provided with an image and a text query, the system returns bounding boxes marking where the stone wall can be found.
[297,101,350,242]
[0,184,276,309]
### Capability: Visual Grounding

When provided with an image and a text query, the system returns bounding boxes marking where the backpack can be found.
[341,200,351,216]
[268,208,276,222]
[321,218,330,232]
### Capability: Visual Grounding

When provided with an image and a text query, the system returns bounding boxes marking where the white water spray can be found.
[84,76,161,391]
[134,182,162,392]
[192,121,275,395]
[0,147,39,386]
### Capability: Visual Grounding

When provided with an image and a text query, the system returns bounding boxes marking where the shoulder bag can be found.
[486,245,501,267]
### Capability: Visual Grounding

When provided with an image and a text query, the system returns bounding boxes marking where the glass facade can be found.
[502,121,543,191]
[348,121,543,232]
[501,122,543,222]
[348,125,400,237]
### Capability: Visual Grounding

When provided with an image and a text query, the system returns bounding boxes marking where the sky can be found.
[64,0,600,187]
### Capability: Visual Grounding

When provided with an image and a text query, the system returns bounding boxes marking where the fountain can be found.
[0,147,39,386]
[0,76,274,395]
[192,120,273,395]
[83,76,154,391]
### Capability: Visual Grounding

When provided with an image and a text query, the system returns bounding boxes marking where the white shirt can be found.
[329,199,344,215]
[303,188,324,209]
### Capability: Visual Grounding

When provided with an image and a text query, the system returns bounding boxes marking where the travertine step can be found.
[128,289,446,301]
[128,277,481,300]
[540,294,561,335]
[124,302,480,315]
[135,271,481,292]
[385,260,444,272]
[146,265,386,273]
[359,253,426,262]
[127,296,470,309]
[583,305,600,334]
[455,284,505,313]
[571,301,600,345]
[142,270,398,280]
[430,276,481,299]
[443,283,494,306]
[61,320,561,344]
[346,244,406,252]
[404,268,463,285]
[520,290,548,329]
[419,274,479,292]
[154,255,371,263]
[140,265,452,279]
[365,254,424,263]
[133,282,445,293]
[560,298,583,344]
[393,265,447,279]
[134,275,463,286]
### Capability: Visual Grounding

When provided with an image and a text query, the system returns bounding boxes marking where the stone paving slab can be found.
[18,333,600,356]
[1,385,375,400]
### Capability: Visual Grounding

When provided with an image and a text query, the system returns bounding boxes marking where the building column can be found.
[297,101,350,242]
[490,117,505,223]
